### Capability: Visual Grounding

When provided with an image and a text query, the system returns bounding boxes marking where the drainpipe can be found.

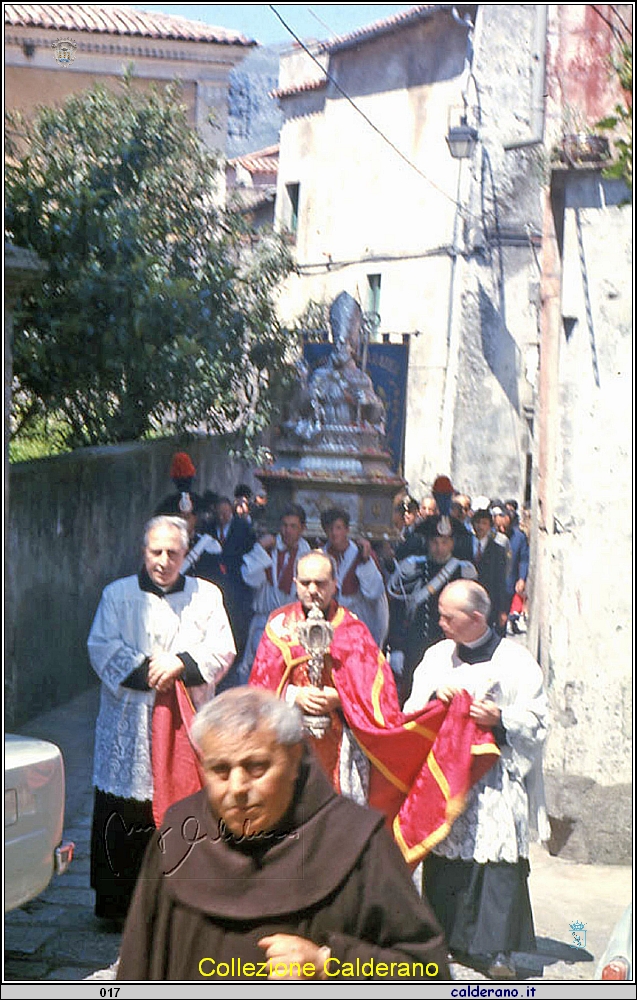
[451,6,475,110]
[437,8,476,476]
[503,4,548,150]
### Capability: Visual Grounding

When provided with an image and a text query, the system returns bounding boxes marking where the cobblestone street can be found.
[5,688,120,981]
[4,683,632,982]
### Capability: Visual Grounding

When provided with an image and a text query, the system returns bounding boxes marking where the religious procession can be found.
[85,292,545,983]
[6,2,631,990]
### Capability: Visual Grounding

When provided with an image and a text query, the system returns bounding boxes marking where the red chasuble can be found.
[250,602,500,867]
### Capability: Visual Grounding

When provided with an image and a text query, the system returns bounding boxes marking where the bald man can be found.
[249,551,383,803]
[404,580,547,980]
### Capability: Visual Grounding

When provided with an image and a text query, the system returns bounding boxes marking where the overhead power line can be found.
[306,6,338,40]
[268,4,544,256]
[268,4,471,217]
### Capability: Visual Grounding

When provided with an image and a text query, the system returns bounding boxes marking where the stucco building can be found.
[530,4,632,863]
[272,3,552,498]
[4,3,255,157]
[226,144,279,227]
[272,3,632,861]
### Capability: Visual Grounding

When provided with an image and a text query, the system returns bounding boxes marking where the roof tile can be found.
[273,5,475,99]
[271,78,327,100]
[4,3,256,46]
[229,146,279,175]
[322,4,474,53]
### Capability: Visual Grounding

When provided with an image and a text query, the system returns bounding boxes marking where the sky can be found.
[130,4,417,46]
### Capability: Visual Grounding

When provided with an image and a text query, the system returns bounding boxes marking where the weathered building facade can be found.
[4,2,255,158]
[273,3,632,861]
[530,5,632,863]
[273,4,486,494]
[226,144,279,227]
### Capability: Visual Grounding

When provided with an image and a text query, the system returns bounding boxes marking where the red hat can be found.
[432,475,454,494]
[432,475,454,517]
[170,452,196,480]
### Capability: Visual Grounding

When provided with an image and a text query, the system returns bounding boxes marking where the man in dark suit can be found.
[471,509,508,635]
[202,497,256,677]
[493,505,530,634]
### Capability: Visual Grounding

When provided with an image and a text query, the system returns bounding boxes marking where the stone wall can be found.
[447,3,544,500]
[533,173,632,864]
[6,437,259,728]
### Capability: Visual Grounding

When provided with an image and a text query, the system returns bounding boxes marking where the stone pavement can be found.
[5,687,120,982]
[4,683,633,982]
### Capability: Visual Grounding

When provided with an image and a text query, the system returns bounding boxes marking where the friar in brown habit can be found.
[117,688,449,982]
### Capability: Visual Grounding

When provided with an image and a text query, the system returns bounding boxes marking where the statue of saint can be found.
[283,358,323,442]
[308,292,385,433]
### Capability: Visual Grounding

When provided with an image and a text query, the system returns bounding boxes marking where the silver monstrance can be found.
[295,604,334,739]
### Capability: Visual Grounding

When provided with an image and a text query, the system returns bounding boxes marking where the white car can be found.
[4,734,74,912]
[596,904,633,981]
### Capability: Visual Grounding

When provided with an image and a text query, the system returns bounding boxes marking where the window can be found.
[285,182,300,238]
[367,273,381,314]
[366,274,381,339]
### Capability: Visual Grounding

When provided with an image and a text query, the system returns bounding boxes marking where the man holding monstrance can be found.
[250,551,371,800]
[250,551,501,869]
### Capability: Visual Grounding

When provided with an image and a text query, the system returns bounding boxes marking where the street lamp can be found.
[446,118,479,159]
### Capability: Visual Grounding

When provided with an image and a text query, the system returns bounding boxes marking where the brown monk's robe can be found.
[117,751,449,981]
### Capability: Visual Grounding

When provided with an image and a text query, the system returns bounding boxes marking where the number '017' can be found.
[100,990,120,998]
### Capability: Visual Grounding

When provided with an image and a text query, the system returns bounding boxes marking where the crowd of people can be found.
[87,454,544,983]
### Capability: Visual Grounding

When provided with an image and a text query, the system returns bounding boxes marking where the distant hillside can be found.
[227,43,284,156]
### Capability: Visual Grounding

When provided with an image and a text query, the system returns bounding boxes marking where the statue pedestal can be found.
[262,290,405,541]
[258,437,404,541]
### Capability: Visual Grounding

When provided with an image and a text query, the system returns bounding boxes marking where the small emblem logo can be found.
[51,39,77,65]
[569,919,587,949]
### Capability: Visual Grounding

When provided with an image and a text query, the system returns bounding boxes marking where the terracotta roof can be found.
[4,3,256,46]
[271,78,328,100]
[228,145,279,175]
[321,3,476,53]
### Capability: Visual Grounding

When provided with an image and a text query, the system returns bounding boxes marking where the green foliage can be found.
[8,408,71,463]
[596,42,632,190]
[291,299,330,342]
[6,77,295,453]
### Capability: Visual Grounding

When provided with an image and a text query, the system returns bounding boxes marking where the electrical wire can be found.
[591,4,633,39]
[295,244,457,274]
[268,3,473,218]
[306,6,338,40]
[269,4,545,257]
